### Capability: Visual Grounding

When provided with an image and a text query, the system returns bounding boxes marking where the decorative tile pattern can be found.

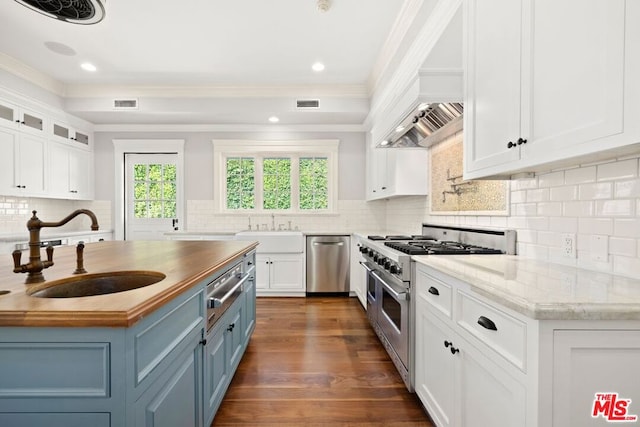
[430,133,508,214]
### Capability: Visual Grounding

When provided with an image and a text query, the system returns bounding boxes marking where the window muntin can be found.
[133,163,177,218]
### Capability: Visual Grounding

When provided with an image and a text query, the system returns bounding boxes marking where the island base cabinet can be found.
[203,323,229,426]
[552,330,640,427]
[133,335,202,427]
[415,308,527,427]
[0,413,111,427]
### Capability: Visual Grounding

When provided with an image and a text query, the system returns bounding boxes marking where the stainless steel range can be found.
[358,224,516,391]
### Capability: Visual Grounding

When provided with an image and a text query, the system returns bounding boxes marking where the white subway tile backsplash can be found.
[537,202,562,216]
[549,217,578,232]
[578,218,614,235]
[597,159,638,181]
[549,185,579,201]
[538,171,565,187]
[563,201,594,217]
[609,237,637,257]
[578,182,613,200]
[511,190,527,203]
[595,199,635,217]
[526,188,550,202]
[565,166,596,184]
[615,179,640,198]
[614,219,640,238]
[613,255,640,277]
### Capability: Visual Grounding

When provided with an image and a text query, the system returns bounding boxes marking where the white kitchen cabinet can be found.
[366,143,429,201]
[0,127,46,197]
[49,142,93,200]
[51,120,91,147]
[255,254,304,294]
[350,235,366,308]
[464,0,640,179]
[552,329,640,426]
[0,99,46,136]
[414,266,527,427]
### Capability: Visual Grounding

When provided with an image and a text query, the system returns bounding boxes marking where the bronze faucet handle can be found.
[11,250,23,272]
[43,244,54,269]
[74,242,87,274]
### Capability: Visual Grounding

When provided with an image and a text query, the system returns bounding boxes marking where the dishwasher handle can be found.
[313,241,345,246]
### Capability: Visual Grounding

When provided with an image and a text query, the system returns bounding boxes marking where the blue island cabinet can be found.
[0,252,257,427]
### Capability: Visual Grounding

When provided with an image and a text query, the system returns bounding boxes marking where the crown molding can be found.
[64,84,369,99]
[94,123,365,133]
[0,52,65,96]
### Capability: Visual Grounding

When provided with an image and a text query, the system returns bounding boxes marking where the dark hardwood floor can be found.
[212,297,433,427]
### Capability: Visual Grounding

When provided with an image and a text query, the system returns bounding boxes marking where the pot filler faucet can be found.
[12,210,99,284]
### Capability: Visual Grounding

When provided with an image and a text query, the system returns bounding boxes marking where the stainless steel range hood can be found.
[377,102,463,148]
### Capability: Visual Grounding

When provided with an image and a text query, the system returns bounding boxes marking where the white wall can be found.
[93,129,367,231]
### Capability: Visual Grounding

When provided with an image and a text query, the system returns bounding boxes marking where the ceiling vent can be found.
[14,0,106,25]
[296,99,320,109]
[113,99,138,110]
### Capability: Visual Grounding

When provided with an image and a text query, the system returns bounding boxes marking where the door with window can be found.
[125,153,182,240]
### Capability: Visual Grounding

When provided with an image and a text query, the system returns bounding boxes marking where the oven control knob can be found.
[384,260,391,269]
[368,249,374,257]
[373,253,379,262]
[377,256,387,266]
[359,246,368,253]
[389,265,398,274]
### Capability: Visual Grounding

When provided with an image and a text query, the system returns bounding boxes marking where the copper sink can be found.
[28,271,166,298]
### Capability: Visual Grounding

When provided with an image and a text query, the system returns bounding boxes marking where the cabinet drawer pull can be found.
[517,137,527,145]
[477,315,498,331]
[428,286,439,296]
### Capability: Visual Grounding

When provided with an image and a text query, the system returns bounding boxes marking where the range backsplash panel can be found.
[430,132,509,215]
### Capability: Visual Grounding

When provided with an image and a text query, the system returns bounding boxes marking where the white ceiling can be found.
[0,1,428,126]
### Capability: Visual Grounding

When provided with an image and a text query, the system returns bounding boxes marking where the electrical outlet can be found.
[562,233,576,258]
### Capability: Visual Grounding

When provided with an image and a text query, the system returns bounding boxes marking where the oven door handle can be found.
[359,260,375,273]
[207,273,250,309]
[372,271,408,301]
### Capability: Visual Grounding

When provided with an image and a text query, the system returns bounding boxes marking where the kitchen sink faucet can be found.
[12,210,99,284]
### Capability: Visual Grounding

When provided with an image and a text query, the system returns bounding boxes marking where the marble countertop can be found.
[413,255,640,321]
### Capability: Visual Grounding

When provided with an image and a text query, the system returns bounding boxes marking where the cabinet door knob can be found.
[517,137,527,145]
[477,315,498,331]
[450,346,460,355]
[428,286,439,296]
[444,340,452,348]
[199,339,207,346]
[507,141,516,149]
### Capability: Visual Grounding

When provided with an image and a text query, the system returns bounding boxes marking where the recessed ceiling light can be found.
[268,116,279,123]
[81,62,97,72]
[312,62,325,72]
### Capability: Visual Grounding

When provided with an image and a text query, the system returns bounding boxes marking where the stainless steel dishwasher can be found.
[306,235,350,295]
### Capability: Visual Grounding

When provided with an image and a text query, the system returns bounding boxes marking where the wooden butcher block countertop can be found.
[0,240,257,328]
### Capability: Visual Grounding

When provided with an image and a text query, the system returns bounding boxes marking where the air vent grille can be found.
[113,99,138,110]
[14,0,105,24]
[296,99,320,109]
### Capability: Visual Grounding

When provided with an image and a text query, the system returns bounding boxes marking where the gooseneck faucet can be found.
[12,210,99,284]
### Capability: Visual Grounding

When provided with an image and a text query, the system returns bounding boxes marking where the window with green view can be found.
[133,163,177,218]
[299,157,328,209]
[263,157,291,210]
[226,157,255,209]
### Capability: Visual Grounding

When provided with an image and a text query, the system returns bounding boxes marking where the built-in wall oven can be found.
[359,224,516,392]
